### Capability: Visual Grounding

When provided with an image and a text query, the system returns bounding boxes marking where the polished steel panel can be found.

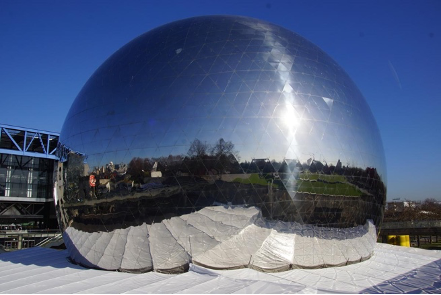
[56,15,386,273]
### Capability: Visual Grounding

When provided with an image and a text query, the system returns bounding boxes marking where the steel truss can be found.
[0,201,45,219]
[0,124,59,160]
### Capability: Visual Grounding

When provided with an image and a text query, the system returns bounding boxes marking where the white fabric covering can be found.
[0,244,440,293]
[193,224,272,270]
[63,205,378,273]
[120,224,152,271]
[96,227,129,270]
[162,216,219,257]
[149,222,190,273]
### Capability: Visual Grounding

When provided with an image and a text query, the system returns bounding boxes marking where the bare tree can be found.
[211,138,234,158]
[384,198,441,222]
[188,139,209,158]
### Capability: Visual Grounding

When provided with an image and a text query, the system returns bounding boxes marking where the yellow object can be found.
[397,235,410,247]
[386,235,410,247]
[387,235,396,245]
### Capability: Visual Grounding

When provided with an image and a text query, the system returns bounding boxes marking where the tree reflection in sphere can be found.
[55,15,386,273]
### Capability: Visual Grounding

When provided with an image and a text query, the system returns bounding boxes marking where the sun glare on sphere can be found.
[281,103,300,133]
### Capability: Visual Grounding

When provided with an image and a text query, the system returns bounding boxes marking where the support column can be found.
[18,235,22,250]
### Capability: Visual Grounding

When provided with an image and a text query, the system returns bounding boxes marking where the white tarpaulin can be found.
[63,205,377,273]
[0,244,440,293]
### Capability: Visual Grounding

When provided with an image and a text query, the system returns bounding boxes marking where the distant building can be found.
[0,124,59,229]
[386,200,420,212]
[151,162,162,178]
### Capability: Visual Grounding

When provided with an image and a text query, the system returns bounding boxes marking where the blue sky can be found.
[1,0,440,202]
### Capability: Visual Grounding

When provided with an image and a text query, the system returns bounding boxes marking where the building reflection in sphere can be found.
[55,15,386,273]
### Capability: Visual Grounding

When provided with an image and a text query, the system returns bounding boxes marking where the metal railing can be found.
[0,229,61,251]
[382,220,441,229]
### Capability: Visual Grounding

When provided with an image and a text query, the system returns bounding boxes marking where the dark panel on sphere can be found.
[55,15,386,273]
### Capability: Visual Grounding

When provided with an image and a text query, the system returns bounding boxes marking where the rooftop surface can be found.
[0,243,440,293]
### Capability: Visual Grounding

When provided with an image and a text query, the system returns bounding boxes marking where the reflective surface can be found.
[56,15,386,272]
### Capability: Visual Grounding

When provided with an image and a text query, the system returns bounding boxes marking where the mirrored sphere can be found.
[56,15,387,273]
